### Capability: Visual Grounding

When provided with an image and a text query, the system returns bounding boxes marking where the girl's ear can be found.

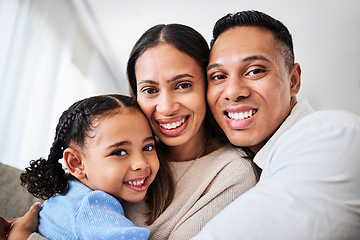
[63,148,86,179]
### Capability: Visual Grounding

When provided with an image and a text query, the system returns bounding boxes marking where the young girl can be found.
[20,94,174,240]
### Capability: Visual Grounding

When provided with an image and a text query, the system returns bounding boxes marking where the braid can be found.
[20,94,145,202]
[20,107,84,200]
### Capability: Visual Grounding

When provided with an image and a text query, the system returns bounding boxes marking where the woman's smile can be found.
[156,115,190,137]
[135,43,207,148]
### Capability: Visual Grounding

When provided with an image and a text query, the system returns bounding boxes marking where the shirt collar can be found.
[254,99,314,169]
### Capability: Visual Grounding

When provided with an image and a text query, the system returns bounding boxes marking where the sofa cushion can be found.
[0,163,43,220]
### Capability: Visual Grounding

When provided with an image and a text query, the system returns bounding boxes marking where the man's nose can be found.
[224,76,251,102]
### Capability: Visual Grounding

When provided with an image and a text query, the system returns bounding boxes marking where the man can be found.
[194,10,360,239]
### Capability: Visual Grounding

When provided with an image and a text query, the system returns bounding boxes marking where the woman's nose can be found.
[156,92,180,116]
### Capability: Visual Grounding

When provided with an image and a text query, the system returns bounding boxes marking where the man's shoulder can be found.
[296,109,360,128]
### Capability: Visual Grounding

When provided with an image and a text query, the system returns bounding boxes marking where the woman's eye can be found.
[112,149,127,156]
[176,82,193,90]
[141,87,158,95]
[143,145,155,152]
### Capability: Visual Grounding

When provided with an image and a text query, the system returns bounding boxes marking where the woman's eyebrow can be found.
[168,74,194,83]
[138,79,158,86]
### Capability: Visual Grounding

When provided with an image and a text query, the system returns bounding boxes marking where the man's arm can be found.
[193,111,360,239]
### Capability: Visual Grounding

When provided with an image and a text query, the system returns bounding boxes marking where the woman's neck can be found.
[164,125,222,162]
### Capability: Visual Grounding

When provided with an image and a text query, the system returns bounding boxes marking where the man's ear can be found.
[290,63,301,96]
[63,148,85,179]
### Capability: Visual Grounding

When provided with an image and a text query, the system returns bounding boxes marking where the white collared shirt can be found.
[193,100,360,240]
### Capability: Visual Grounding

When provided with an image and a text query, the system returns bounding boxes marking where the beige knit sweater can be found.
[123,145,257,239]
[28,145,257,240]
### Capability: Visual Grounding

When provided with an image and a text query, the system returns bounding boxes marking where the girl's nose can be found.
[131,154,149,171]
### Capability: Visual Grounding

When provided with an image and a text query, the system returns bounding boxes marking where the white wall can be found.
[0,0,123,169]
[1,0,359,169]
[89,0,360,115]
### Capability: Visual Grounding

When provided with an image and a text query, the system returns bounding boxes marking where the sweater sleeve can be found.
[75,191,149,240]
[168,157,257,240]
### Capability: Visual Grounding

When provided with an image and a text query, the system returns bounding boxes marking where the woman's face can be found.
[135,43,207,148]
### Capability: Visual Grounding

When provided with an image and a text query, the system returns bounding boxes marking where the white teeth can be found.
[159,118,186,130]
[228,110,256,120]
[126,179,145,186]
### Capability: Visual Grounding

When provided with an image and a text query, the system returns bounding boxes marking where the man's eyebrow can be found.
[207,63,222,71]
[242,55,270,63]
[207,55,270,72]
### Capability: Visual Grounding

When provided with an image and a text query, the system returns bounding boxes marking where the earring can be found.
[78,171,82,174]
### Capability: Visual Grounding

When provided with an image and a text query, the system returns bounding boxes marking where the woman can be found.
[123,24,258,239]
[7,24,258,240]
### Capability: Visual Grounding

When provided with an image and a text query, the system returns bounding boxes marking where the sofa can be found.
[0,163,43,221]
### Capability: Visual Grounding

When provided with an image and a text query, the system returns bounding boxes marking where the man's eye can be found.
[141,87,158,95]
[210,74,227,81]
[248,68,266,76]
[143,145,155,152]
[112,149,127,156]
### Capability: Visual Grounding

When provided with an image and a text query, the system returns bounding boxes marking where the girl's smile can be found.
[77,110,159,203]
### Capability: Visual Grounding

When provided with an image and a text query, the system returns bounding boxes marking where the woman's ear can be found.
[63,148,86,179]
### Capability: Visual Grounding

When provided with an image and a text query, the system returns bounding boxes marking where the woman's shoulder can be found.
[199,145,258,187]
[201,144,251,165]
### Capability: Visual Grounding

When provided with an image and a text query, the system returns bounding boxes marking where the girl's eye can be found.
[141,87,158,95]
[112,149,127,156]
[143,145,155,152]
[176,82,192,90]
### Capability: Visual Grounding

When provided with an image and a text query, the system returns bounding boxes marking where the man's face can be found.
[207,26,300,153]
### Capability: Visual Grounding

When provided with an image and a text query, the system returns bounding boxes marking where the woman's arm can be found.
[0,217,11,240]
[7,203,43,240]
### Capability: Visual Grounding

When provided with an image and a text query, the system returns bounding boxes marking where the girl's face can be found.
[135,43,207,149]
[79,110,159,203]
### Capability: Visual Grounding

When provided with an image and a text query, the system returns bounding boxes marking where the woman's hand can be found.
[7,202,42,240]
[0,216,12,240]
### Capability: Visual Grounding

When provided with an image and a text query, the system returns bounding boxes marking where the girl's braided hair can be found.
[20,94,174,224]
[20,94,140,199]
